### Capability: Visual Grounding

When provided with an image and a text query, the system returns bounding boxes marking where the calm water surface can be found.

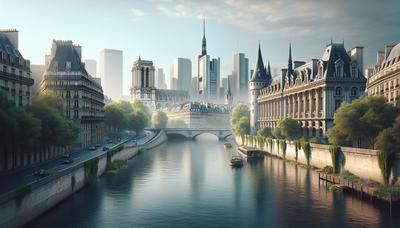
[28,135,400,228]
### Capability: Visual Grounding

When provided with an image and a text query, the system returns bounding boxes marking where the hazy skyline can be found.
[1,0,399,95]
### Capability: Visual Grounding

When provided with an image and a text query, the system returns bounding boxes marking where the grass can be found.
[321,166,334,174]
[342,171,360,182]
[327,183,342,192]
[107,160,128,174]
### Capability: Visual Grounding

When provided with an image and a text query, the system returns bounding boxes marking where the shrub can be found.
[84,157,99,184]
[300,140,311,165]
[310,137,319,144]
[329,145,341,174]
[321,166,334,174]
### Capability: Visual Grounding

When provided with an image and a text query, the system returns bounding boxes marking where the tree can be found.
[328,96,398,148]
[152,110,168,129]
[257,126,272,137]
[233,116,250,137]
[231,104,249,126]
[104,103,128,133]
[128,110,150,134]
[273,118,301,140]
[118,100,134,114]
[132,99,150,117]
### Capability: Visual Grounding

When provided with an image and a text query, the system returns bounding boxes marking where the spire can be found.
[286,42,293,78]
[250,43,269,82]
[227,76,231,94]
[201,17,207,56]
[267,60,271,77]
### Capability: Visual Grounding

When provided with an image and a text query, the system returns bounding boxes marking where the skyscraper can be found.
[232,53,249,102]
[99,49,123,101]
[171,58,192,91]
[155,68,167,89]
[84,59,97,77]
[197,19,220,102]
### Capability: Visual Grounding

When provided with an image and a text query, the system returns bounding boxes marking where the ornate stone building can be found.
[366,43,400,107]
[130,57,189,110]
[40,40,105,148]
[253,42,366,138]
[0,29,33,106]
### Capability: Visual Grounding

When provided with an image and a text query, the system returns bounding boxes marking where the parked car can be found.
[62,159,73,164]
[34,169,46,177]
[88,146,96,151]
[102,147,109,151]
[62,153,70,158]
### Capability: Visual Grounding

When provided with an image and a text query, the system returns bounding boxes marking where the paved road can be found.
[0,130,156,196]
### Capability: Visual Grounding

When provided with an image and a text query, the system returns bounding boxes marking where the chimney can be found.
[0,29,19,49]
[349,46,364,73]
[281,68,288,77]
[377,50,385,65]
[385,44,396,59]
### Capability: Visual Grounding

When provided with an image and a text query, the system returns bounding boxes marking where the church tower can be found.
[249,43,271,135]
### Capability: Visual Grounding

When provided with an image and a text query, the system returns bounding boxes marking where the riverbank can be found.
[0,130,167,228]
[235,135,400,203]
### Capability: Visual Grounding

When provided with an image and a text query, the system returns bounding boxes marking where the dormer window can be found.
[335,59,344,78]
[66,61,71,71]
[351,62,358,78]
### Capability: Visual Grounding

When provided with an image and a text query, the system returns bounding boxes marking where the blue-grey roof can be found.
[250,44,271,83]
[0,32,26,66]
[47,41,87,74]
[321,43,359,78]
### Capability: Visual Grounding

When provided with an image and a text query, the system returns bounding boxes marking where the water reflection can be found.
[27,136,400,228]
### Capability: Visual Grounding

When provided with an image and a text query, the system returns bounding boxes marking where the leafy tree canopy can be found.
[273,118,301,140]
[152,110,168,129]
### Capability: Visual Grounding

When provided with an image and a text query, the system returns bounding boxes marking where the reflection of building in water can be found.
[130,57,189,110]
[164,102,231,128]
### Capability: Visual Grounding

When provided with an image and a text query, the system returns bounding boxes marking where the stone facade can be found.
[366,43,400,107]
[254,43,366,138]
[40,40,105,148]
[0,29,33,106]
[130,57,189,110]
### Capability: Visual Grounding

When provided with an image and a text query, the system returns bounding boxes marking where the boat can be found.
[224,141,232,148]
[229,155,243,167]
[237,147,264,158]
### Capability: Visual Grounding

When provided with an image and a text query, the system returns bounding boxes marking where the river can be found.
[27,135,400,227]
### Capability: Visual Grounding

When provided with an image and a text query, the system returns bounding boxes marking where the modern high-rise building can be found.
[40,40,105,148]
[232,53,249,102]
[155,68,167,89]
[171,58,192,91]
[0,29,34,107]
[30,64,45,96]
[221,77,228,91]
[197,19,220,102]
[99,49,123,101]
[190,76,198,98]
[84,59,97,77]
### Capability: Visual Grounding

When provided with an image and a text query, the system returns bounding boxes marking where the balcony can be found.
[0,71,34,86]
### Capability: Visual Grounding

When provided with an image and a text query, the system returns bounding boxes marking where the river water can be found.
[28,135,400,228]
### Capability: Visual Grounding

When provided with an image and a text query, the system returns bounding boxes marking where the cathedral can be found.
[130,57,189,111]
[250,42,366,138]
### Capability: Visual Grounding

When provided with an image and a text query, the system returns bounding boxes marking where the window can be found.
[351,65,357,78]
[351,87,358,96]
[335,87,342,96]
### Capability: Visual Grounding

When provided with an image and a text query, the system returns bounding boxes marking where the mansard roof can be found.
[250,44,271,83]
[47,40,87,73]
[321,43,353,78]
[386,43,400,64]
[0,32,28,69]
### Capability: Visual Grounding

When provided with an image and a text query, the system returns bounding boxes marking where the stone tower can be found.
[249,43,271,135]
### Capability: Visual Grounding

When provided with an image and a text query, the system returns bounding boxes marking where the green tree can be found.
[118,100,134,114]
[230,104,249,126]
[104,103,128,133]
[128,110,150,134]
[233,116,250,137]
[257,126,272,137]
[328,96,398,148]
[132,99,150,116]
[273,118,301,140]
[152,110,168,129]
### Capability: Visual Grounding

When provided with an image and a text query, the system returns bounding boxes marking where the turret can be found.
[249,43,270,135]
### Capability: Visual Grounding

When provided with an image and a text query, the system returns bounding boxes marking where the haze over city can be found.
[1,0,399,94]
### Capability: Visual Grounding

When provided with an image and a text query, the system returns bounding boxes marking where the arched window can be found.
[335,87,342,96]
[351,87,358,96]
[335,59,344,78]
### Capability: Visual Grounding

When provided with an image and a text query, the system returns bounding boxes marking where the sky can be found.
[0,0,399,96]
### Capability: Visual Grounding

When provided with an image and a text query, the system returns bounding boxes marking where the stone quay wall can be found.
[0,130,167,228]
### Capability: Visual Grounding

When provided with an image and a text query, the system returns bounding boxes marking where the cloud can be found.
[129,8,145,21]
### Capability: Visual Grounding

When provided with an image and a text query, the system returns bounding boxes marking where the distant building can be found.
[224,77,233,107]
[155,68,167,89]
[0,29,34,106]
[221,77,228,91]
[99,49,123,101]
[197,19,220,102]
[30,64,45,96]
[84,59,97,77]
[232,53,249,103]
[130,57,189,110]
[171,58,192,91]
[253,42,366,138]
[190,76,198,98]
[40,40,105,148]
[366,43,400,107]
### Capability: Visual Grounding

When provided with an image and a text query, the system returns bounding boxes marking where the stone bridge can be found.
[164,128,232,140]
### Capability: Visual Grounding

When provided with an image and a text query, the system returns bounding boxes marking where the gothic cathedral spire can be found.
[202,18,207,56]
[286,42,293,78]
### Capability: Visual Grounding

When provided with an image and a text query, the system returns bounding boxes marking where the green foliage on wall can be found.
[300,140,311,165]
[329,145,341,174]
[84,157,99,184]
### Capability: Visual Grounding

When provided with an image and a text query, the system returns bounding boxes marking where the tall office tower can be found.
[84,59,97,77]
[99,49,123,101]
[171,58,192,91]
[191,76,198,99]
[197,19,220,102]
[232,53,249,102]
[221,77,228,92]
[155,68,167,89]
